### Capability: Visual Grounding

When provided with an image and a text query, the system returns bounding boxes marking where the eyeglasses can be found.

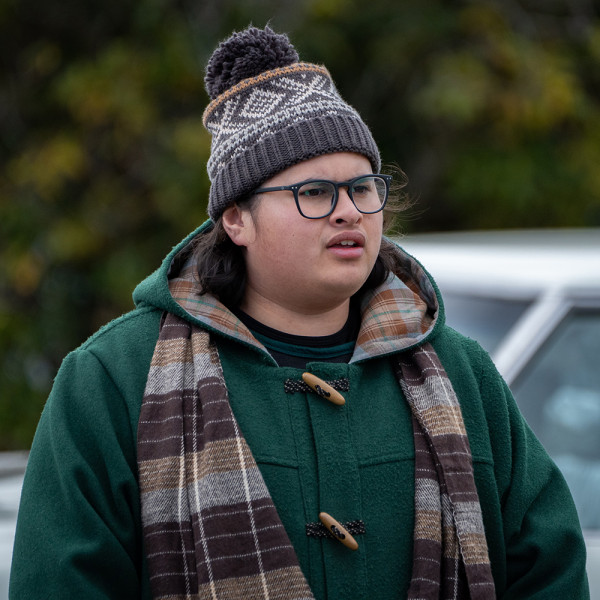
[254,174,392,219]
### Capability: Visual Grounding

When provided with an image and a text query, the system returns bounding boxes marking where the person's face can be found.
[223,152,384,314]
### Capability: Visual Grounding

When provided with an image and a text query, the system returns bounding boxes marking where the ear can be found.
[222,203,256,247]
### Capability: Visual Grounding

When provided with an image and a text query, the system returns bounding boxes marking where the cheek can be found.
[366,216,384,254]
[259,231,310,270]
[258,216,315,253]
[249,217,305,271]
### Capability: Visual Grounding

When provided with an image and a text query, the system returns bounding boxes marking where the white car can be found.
[399,228,600,598]
[0,453,28,600]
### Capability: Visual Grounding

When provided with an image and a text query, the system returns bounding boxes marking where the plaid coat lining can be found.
[166,238,437,364]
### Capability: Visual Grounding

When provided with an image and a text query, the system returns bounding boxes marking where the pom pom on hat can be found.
[205,26,299,99]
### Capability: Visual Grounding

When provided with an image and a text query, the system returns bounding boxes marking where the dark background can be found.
[2,0,599,448]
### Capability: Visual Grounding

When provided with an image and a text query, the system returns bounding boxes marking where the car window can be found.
[511,308,600,530]
[441,292,531,353]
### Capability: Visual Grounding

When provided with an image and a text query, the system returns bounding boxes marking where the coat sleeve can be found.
[479,348,590,599]
[9,347,150,599]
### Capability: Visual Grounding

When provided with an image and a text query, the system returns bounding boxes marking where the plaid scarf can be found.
[396,348,496,599]
[138,312,495,599]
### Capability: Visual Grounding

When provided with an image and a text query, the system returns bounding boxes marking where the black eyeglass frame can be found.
[254,173,392,219]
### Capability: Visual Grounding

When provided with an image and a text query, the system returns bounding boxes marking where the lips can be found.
[326,231,366,249]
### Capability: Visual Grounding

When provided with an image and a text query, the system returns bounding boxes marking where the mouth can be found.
[326,232,366,249]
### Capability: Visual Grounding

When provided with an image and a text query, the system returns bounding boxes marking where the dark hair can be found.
[192,166,412,308]
[191,217,248,307]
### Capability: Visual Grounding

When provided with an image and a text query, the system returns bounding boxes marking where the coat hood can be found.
[133,221,445,364]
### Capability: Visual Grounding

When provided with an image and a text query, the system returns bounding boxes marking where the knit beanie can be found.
[202,26,381,221]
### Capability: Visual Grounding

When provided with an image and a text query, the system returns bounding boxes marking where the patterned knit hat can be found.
[202,26,381,221]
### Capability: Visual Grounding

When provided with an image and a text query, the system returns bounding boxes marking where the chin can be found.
[326,275,370,300]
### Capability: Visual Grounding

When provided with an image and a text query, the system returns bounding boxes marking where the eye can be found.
[351,181,373,195]
[298,182,331,198]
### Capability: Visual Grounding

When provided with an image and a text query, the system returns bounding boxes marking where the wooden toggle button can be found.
[302,373,345,406]
[318,512,359,551]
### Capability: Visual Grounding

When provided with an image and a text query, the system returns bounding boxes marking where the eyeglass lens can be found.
[297,176,387,218]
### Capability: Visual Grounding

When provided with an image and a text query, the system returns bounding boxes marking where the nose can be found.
[329,187,362,225]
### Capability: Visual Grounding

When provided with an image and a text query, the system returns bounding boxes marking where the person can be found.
[10,26,589,600]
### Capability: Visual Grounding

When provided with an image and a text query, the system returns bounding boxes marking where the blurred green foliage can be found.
[1,0,600,448]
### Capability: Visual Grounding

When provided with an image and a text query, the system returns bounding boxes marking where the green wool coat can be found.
[10,223,590,599]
